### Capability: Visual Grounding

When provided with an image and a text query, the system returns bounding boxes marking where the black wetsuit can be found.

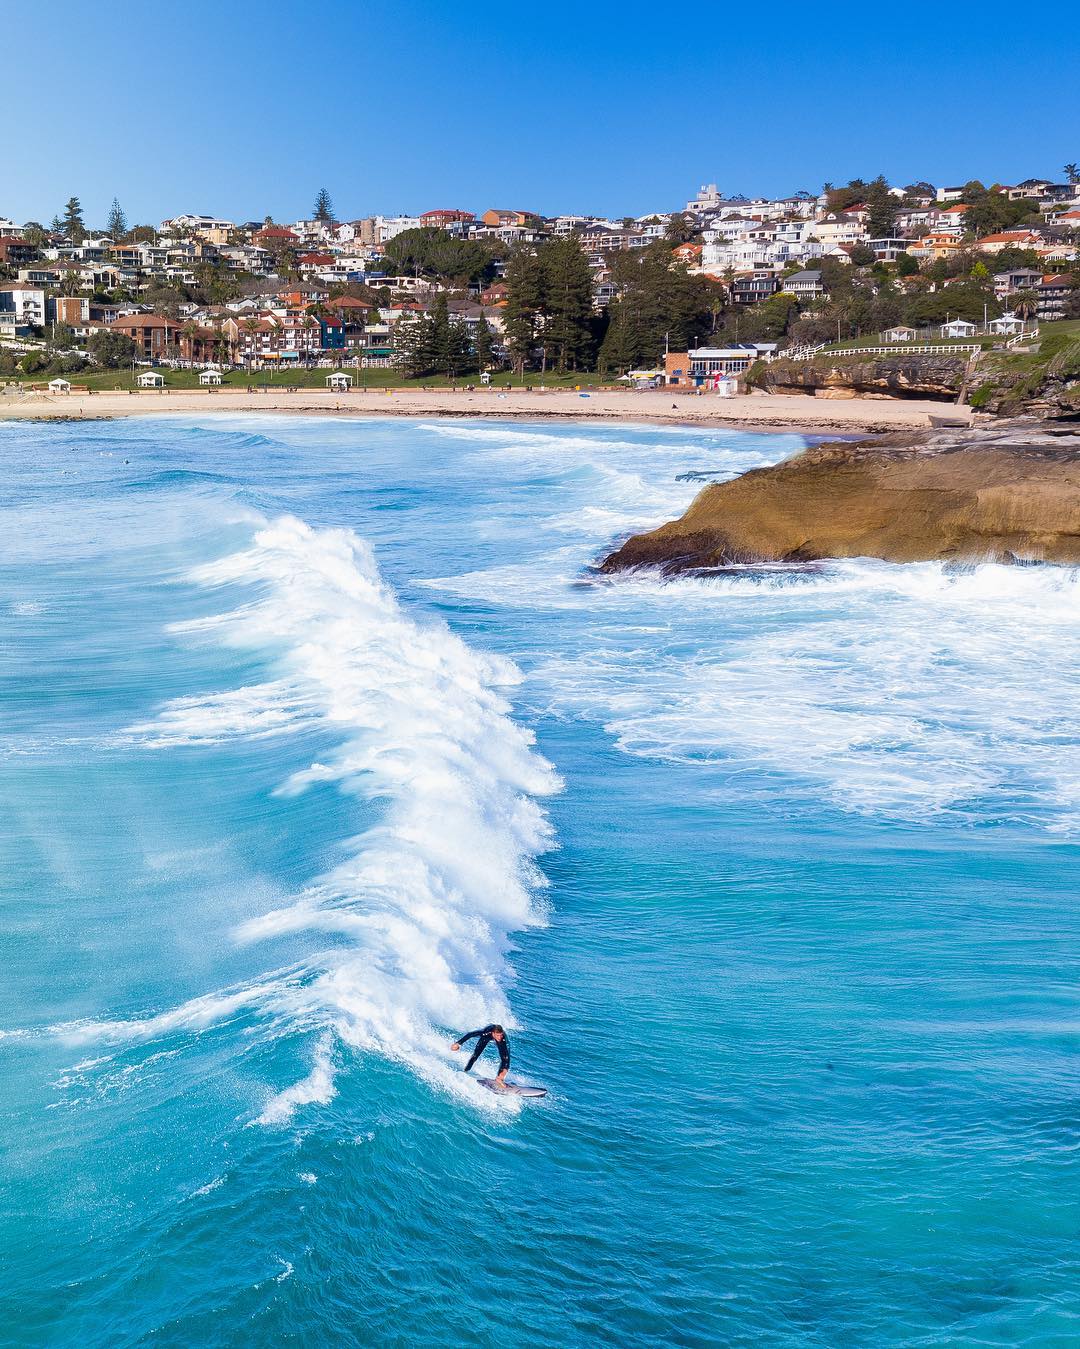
[457,1025,510,1074]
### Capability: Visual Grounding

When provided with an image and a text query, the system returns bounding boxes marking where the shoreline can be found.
[0,387,973,434]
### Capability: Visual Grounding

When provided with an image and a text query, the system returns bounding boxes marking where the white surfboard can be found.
[476,1077,547,1098]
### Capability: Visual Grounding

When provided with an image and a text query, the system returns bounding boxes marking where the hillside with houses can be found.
[1,174,1079,407]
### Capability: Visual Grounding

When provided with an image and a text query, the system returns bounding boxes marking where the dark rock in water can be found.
[601,425,1080,572]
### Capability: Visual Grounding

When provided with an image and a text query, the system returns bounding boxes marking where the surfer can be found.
[451,1024,510,1086]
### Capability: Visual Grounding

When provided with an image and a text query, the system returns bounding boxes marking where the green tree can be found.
[21,221,47,247]
[541,237,595,371]
[1064,163,1079,185]
[106,198,127,238]
[664,212,702,246]
[393,311,435,379]
[864,175,899,236]
[473,316,497,373]
[383,227,501,285]
[62,197,86,245]
[895,251,920,277]
[87,329,138,368]
[313,187,335,223]
[598,243,718,372]
[503,247,547,373]
[426,294,470,376]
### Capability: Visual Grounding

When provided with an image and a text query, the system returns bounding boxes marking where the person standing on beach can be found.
[450,1024,511,1086]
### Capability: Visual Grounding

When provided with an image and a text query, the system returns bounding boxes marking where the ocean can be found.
[1,415,1077,1346]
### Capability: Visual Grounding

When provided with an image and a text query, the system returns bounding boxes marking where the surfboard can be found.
[476,1077,547,1098]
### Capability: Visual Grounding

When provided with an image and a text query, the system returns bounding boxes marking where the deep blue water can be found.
[1,415,1077,1346]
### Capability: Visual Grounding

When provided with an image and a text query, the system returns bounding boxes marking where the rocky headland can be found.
[601,425,1080,572]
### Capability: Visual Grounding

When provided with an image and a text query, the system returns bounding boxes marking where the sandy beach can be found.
[0,385,971,432]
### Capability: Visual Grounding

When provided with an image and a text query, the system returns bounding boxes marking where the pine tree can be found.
[541,238,595,372]
[473,316,497,373]
[62,196,86,245]
[865,175,898,237]
[394,311,435,378]
[106,198,127,239]
[429,294,452,373]
[313,187,334,223]
[503,247,547,374]
[598,300,641,374]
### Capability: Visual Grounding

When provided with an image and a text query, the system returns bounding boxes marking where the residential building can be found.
[730,271,781,304]
[420,209,475,230]
[108,313,182,358]
[0,238,39,267]
[993,267,1045,300]
[48,296,90,326]
[976,230,1044,254]
[0,284,47,329]
[1038,274,1072,320]
[481,209,537,229]
[781,269,825,300]
[908,234,965,262]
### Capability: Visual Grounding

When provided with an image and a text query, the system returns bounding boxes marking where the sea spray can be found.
[117,515,560,1114]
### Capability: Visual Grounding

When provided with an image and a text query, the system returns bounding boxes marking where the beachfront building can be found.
[48,378,72,393]
[137,371,165,387]
[883,325,918,342]
[198,369,222,385]
[325,371,353,390]
[940,318,977,338]
[988,313,1024,334]
[108,314,182,359]
[687,345,760,385]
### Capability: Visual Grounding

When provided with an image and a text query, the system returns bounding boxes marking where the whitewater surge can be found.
[535,559,1080,828]
[118,514,561,1115]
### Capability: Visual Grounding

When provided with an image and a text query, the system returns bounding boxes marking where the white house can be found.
[199,369,222,385]
[940,318,977,338]
[48,377,72,393]
[326,371,353,390]
[883,325,917,342]
[137,371,165,388]
[988,313,1024,334]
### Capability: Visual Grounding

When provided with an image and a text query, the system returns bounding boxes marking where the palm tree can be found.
[242,316,259,368]
[1012,290,1040,321]
[180,320,198,366]
[1064,163,1079,185]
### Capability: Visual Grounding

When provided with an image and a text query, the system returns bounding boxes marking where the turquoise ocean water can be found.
[1,415,1077,1346]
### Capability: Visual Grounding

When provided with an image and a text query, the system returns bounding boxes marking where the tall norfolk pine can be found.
[503,238,598,374]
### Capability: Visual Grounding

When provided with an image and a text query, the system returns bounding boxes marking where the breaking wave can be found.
[71,514,560,1116]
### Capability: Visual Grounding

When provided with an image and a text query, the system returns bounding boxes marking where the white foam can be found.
[540,559,1080,828]
[255,1034,337,1127]
[109,514,560,1114]
[125,681,319,746]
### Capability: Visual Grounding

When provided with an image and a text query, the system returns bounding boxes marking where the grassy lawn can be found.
[5,366,614,393]
[816,319,1077,355]
[817,333,1006,353]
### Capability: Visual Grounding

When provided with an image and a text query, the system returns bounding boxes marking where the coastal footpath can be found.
[602,425,1080,570]
[0,386,969,432]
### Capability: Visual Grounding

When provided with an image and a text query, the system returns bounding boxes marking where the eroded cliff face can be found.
[759,356,967,401]
[601,427,1080,572]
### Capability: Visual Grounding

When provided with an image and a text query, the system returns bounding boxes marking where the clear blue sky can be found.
[6,0,1078,228]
